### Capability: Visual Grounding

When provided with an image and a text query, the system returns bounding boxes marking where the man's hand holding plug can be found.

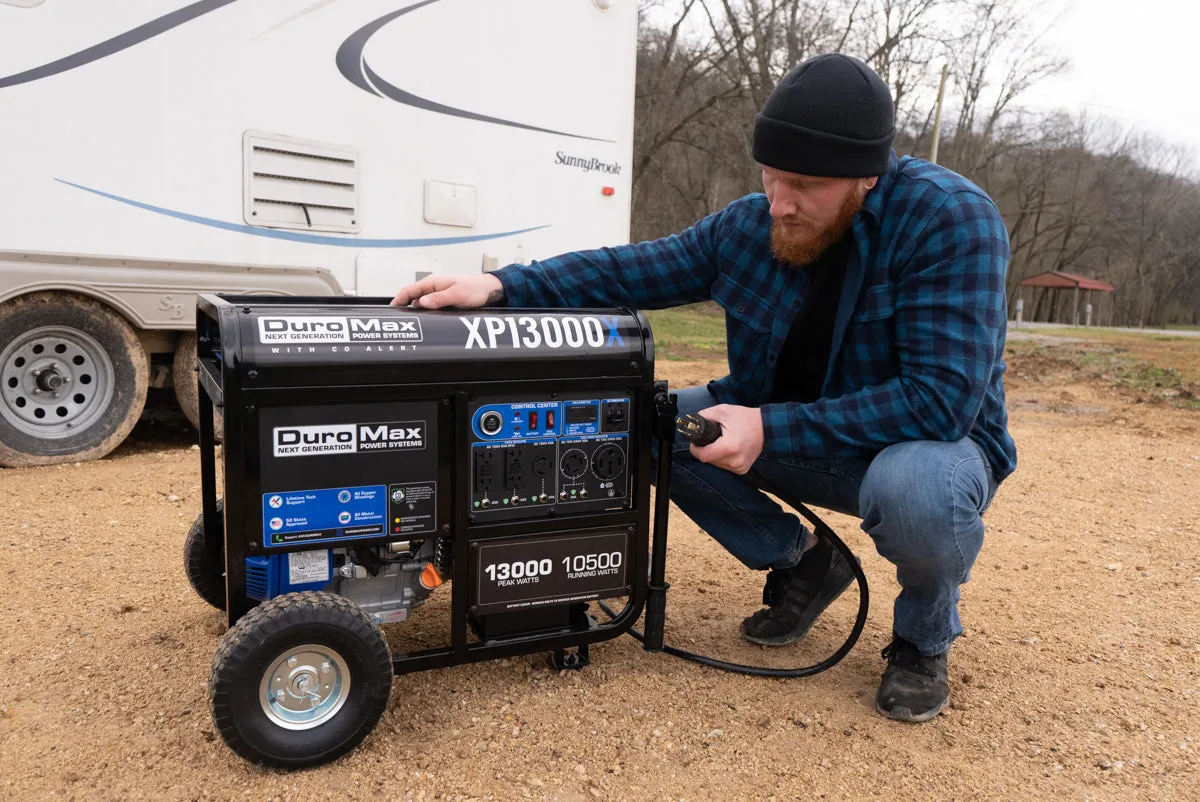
[688,404,764,475]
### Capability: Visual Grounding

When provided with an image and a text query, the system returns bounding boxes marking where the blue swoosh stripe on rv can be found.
[55,179,549,247]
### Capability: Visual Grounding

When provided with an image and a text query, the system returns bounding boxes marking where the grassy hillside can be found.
[643,303,727,359]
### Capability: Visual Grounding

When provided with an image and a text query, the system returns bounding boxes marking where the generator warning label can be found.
[263,485,386,546]
[388,481,436,535]
[287,550,330,585]
[273,421,426,457]
[258,315,424,344]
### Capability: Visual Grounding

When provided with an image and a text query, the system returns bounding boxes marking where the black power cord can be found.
[597,412,869,677]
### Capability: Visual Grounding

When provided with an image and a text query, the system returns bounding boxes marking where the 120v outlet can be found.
[474,449,498,495]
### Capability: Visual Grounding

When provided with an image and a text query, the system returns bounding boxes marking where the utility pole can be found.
[929,63,949,164]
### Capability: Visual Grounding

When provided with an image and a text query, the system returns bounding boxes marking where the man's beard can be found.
[770,185,866,266]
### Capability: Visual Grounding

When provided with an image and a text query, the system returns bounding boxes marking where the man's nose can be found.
[769,187,799,218]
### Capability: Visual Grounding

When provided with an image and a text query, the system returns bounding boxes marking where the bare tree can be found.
[947,0,1067,182]
[1101,135,1191,327]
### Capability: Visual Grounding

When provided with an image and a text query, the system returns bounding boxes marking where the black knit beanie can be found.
[753,53,895,177]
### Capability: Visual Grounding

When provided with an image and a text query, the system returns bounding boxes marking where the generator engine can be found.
[247,536,445,626]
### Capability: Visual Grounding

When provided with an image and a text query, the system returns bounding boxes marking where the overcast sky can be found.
[641,0,1196,168]
[1023,0,1198,164]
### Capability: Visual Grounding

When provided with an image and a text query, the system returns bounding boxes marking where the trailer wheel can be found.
[184,500,226,610]
[0,293,148,468]
[173,332,223,443]
[209,591,393,769]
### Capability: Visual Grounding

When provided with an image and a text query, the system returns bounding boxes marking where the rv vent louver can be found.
[243,132,360,234]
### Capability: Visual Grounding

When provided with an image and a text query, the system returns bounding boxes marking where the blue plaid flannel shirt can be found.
[493,153,1017,482]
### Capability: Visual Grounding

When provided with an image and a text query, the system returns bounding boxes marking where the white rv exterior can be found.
[0,0,638,466]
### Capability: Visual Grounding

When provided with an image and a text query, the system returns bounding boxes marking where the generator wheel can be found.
[209,591,393,769]
[0,292,148,467]
[173,332,223,442]
[184,500,225,610]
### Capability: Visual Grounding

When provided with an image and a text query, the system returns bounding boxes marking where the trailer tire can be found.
[209,591,393,769]
[0,292,147,468]
[184,500,226,610]
[173,332,223,443]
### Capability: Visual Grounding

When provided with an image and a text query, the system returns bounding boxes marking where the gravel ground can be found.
[2,358,1198,801]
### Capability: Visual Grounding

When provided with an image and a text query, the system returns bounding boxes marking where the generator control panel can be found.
[469,393,632,520]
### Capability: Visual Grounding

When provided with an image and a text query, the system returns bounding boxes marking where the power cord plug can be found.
[675,413,723,446]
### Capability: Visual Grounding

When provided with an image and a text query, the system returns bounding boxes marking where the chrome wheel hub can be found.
[259,645,350,730]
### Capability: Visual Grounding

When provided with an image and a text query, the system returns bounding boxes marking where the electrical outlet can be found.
[592,444,625,481]
[474,449,498,495]
[560,449,588,480]
[504,447,525,491]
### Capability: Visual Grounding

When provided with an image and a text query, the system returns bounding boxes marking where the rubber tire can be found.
[173,331,223,443]
[184,500,226,610]
[0,292,147,468]
[209,591,394,769]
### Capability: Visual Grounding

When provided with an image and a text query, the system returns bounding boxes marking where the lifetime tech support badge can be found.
[262,485,386,545]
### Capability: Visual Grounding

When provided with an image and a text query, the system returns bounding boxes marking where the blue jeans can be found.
[653,385,999,655]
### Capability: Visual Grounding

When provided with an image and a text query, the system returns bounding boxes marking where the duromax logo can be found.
[273,421,426,457]
[258,316,423,344]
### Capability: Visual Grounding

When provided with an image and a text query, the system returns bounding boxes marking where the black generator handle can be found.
[642,381,677,652]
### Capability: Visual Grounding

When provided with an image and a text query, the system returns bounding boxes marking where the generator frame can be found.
[193,293,676,678]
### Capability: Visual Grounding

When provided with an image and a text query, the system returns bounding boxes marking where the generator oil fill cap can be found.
[419,563,444,590]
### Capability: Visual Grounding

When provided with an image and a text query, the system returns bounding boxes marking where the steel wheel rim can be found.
[0,326,115,439]
[259,644,351,730]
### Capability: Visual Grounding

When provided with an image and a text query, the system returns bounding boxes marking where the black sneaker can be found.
[739,531,855,646]
[875,636,949,722]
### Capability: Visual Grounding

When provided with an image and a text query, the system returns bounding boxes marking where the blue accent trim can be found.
[54,179,549,248]
[244,556,271,600]
[602,316,625,347]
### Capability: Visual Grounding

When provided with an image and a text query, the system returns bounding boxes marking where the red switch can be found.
[530,411,538,429]
[546,410,555,429]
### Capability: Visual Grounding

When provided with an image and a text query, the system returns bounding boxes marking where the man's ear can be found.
[864,176,879,191]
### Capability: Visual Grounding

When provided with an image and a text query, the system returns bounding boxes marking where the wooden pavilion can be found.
[1017,271,1116,326]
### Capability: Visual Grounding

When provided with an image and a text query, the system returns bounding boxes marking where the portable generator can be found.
[186,294,867,770]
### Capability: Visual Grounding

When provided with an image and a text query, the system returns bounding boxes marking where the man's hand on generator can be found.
[391,274,505,309]
[688,404,765,475]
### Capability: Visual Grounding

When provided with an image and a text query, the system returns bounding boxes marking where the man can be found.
[392,53,1016,723]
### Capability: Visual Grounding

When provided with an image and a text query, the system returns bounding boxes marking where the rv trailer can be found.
[0,0,637,466]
